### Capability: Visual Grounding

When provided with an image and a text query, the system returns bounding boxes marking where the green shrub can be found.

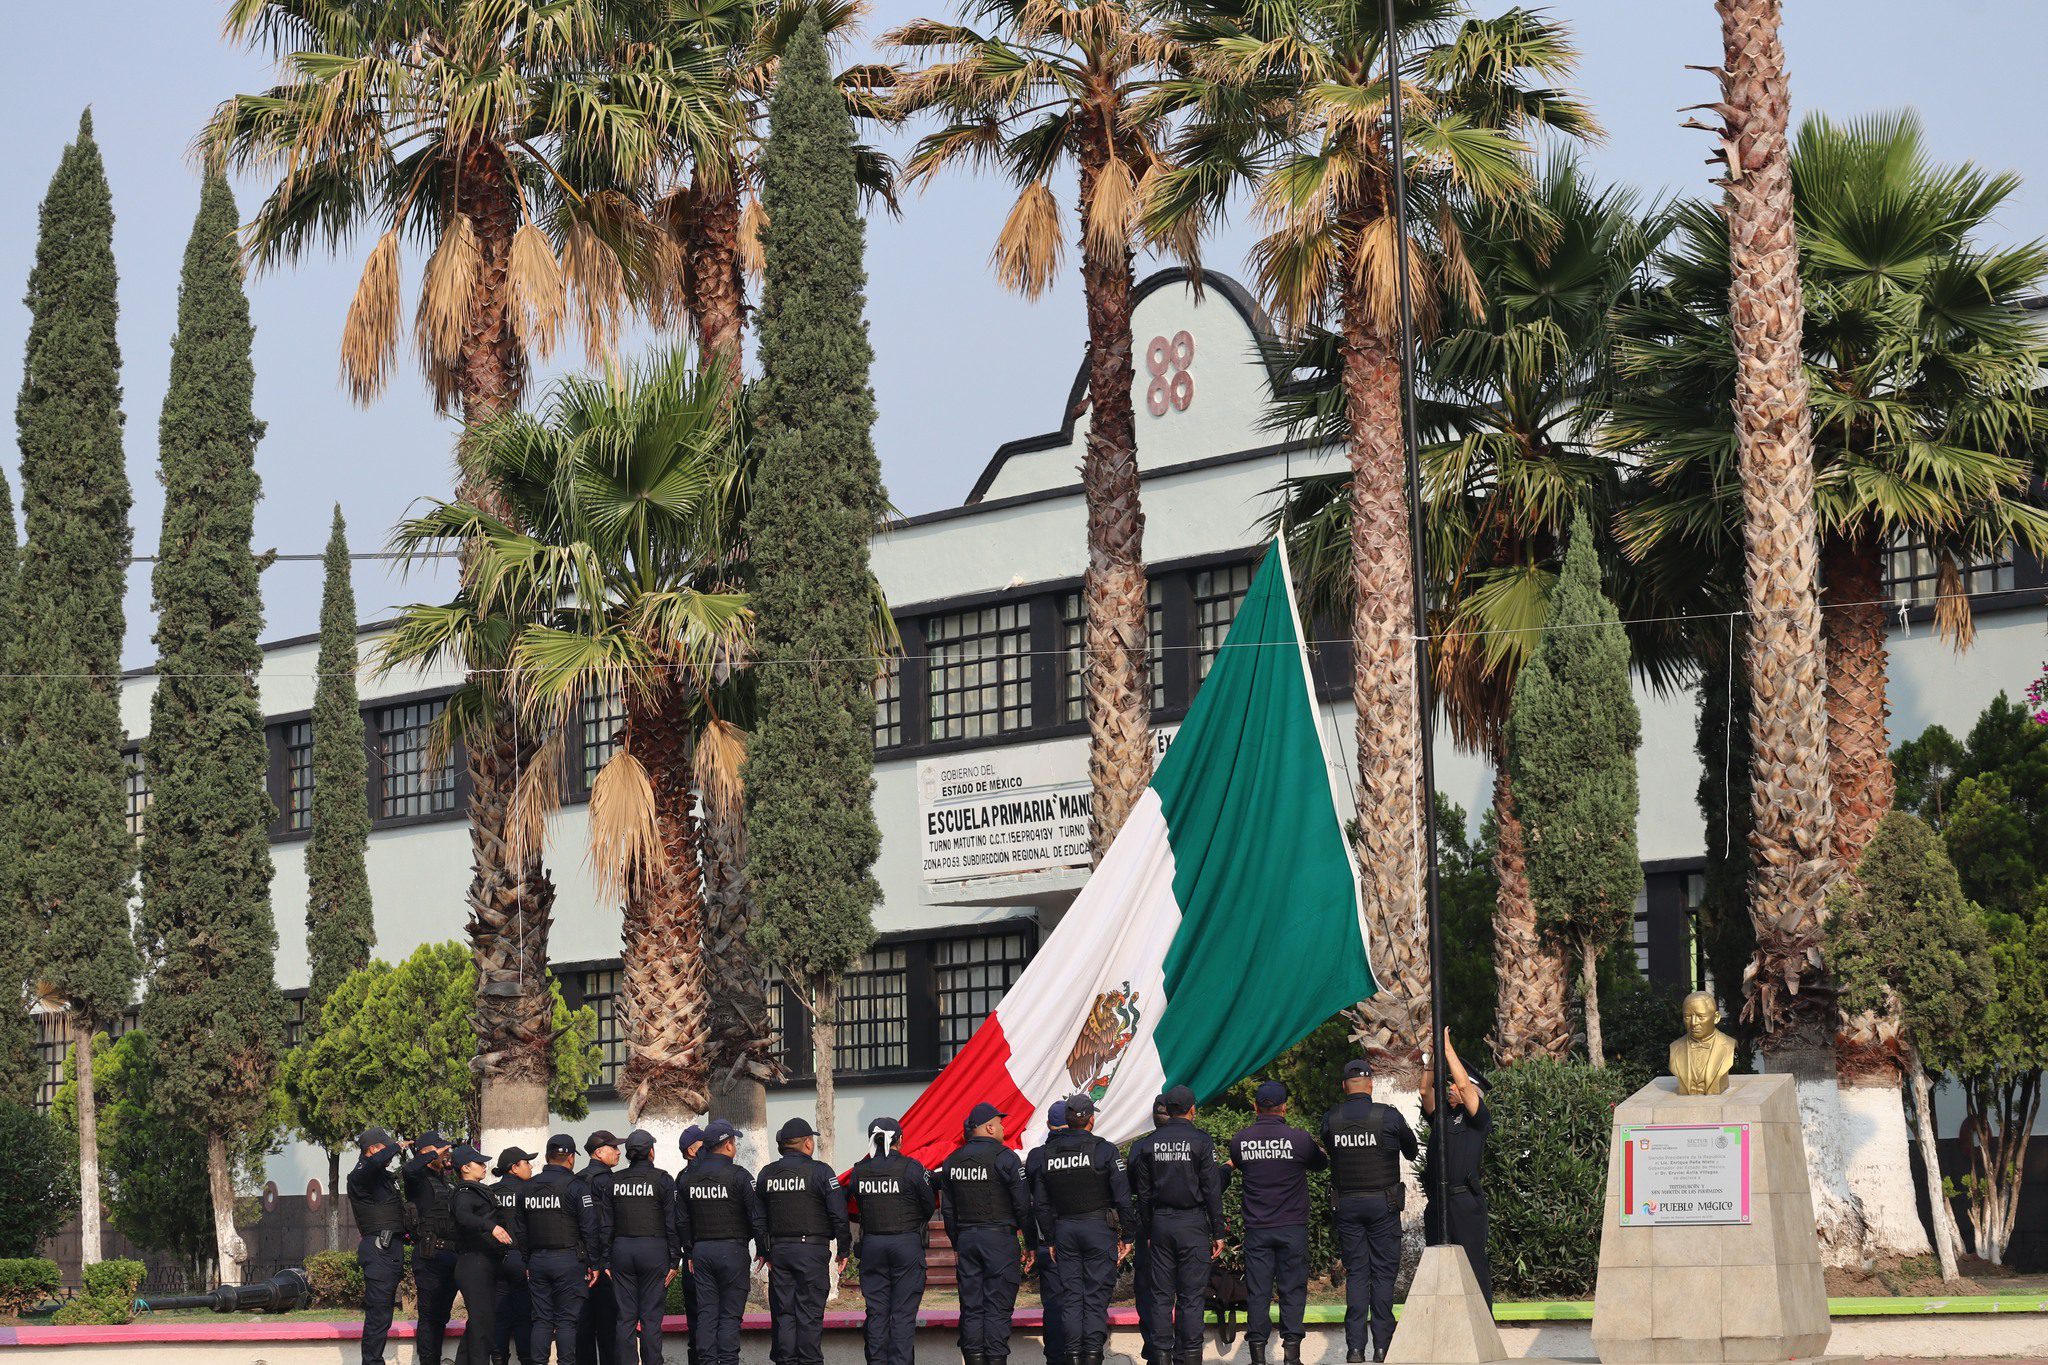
[305,1249,364,1308]
[1596,975,1690,1092]
[51,1295,128,1326]
[665,1272,688,1316]
[81,1259,144,1306]
[1476,1059,1635,1299]
[0,1104,78,1256]
[0,1259,61,1317]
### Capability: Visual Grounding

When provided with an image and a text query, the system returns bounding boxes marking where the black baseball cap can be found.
[679,1125,706,1153]
[1344,1059,1375,1080]
[964,1102,1006,1131]
[1046,1099,1068,1128]
[1254,1080,1289,1107]
[777,1116,817,1145]
[1064,1093,1097,1119]
[1160,1085,1196,1113]
[416,1131,451,1150]
[624,1129,656,1157]
[494,1146,536,1175]
[546,1132,578,1156]
[869,1116,902,1135]
[452,1145,488,1170]
[1467,1069,1491,1093]
[703,1120,740,1146]
[585,1129,622,1154]
[356,1127,394,1150]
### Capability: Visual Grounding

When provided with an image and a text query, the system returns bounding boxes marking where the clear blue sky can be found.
[2,1,2044,666]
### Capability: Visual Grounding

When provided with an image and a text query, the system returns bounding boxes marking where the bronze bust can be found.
[1670,990,1736,1096]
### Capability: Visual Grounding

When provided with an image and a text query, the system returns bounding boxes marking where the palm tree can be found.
[1148,0,1594,1081]
[383,349,752,1134]
[888,0,1193,858]
[1266,161,1677,1066]
[208,0,720,1139]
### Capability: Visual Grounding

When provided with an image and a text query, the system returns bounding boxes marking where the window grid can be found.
[766,972,790,1073]
[874,655,903,749]
[123,749,150,839]
[1061,583,1166,722]
[925,604,1033,741]
[580,690,627,790]
[378,700,457,819]
[283,993,309,1049]
[1884,536,2014,607]
[578,967,626,1090]
[283,720,314,832]
[34,1009,138,1113]
[1193,564,1256,682]
[834,948,909,1072]
[934,932,1031,1062]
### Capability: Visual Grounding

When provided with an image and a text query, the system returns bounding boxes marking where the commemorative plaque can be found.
[1616,1122,1750,1226]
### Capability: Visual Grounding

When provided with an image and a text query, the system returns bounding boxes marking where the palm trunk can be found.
[1819,532,1892,873]
[1903,1043,1960,1279]
[1488,761,1571,1063]
[704,800,775,1167]
[1715,0,1838,1054]
[1580,940,1605,1068]
[619,687,712,1131]
[326,1149,342,1251]
[1337,282,1427,1085]
[810,975,838,1161]
[208,1129,248,1277]
[1075,141,1151,857]
[75,1023,102,1267]
[686,165,747,380]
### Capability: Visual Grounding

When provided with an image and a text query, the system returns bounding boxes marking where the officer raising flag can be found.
[848,1117,937,1365]
[757,1117,851,1365]
[520,1133,601,1365]
[678,1120,763,1365]
[1320,1060,1416,1363]
[936,1102,1034,1365]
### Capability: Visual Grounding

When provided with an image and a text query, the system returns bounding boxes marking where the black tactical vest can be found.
[521,1174,582,1250]
[1040,1136,1111,1218]
[851,1155,924,1235]
[761,1159,831,1238]
[492,1176,525,1235]
[413,1170,457,1242]
[1326,1101,1401,1194]
[350,1182,406,1235]
[942,1143,1017,1227]
[683,1165,750,1241]
[610,1166,669,1239]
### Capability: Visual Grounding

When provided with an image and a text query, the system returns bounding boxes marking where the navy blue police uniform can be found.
[673,1127,706,1365]
[1127,1089,1223,1365]
[518,1137,602,1365]
[848,1119,937,1365]
[1128,1099,1167,1358]
[935,1104,1033,1365]
[1422,1084,1493,1306]
[578,1135,625,1365]
[405,1135,462,1365]
[1031,1101,1070,1365]
[452,1150,512,1365]
[757,1119,851,1365]
[1320,1067,1417,1361]
[594,1132,683,1365]
[1026,1095,1134,1365]
[1229,1085,1327,1363]
[346,1129,408,1365]
[677,1122,764,1365]
[492,1150,541,1365]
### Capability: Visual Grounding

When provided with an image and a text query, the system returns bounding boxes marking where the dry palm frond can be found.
[588,747,665,904]
[694,716,748,819]
[1933,552,1975,650]
[738,194,767,278]
[508,722,569,863]
[508,222,567,356]
[416,213,480,370]
[341,229,402,404]
[992,180,1063,298]
[1084,156,1138,263]
[562,216,626,366]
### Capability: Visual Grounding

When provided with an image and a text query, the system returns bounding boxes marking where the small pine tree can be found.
[745,11,884,1158]
[11,110,139,1265]
[1506,509,1642,1067]
[136,170,283,1278]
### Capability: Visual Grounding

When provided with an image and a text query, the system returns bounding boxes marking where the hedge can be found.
[0,1259,60,1318]
[305,1249,365,1308]
[51,1258,145,1325]
[1476,1059,1636,1299]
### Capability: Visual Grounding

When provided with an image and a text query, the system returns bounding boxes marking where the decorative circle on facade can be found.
[1145,330,1196,416]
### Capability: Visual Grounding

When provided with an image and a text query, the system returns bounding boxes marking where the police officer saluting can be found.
[1320,1061,1416,1363]
[493,1147,541,1365]
[406,1132,462,1365]
[1230,1082,1326,1365]
[757,1116,850,1365]
[594,1129,682,1365]
[1027,1094,1133,1365]
[679,1120,763,1365]
[454,1147,518,1365]
[850,1117,936,1365]
[936,1102,1033,1365]
[520,1133,602,1365]
[1420,1031,1493,1305]
[579,1132,626,1365]
[1128,1087,1222,1365]
[347,1128,407,1365]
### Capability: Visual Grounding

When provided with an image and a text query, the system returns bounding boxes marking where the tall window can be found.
[873,655,903,749]
[377,699,457,819]
[283,992,309,1049]
[766,971,791,1072]
[1193,563,1256,682]
[1061,583,1165,721]
[934,931,1031,1061]
[123,749,150,839]
[283,720,314,832]
[1884,536,2015,607]
[575,966,626,1090]
[32,1013,68,1112]
[580,690,626,790]
[834,947,910,1072]
[926,603,1033,741]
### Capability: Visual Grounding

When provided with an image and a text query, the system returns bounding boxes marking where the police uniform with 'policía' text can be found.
[593,1130,682,1365]
[405,1133,462,1365]
[1026,1094,1133,1365]
[579,1132,625,1365]
[936,1102,1034,1365]
[519,1135,601,1365]
[849,1117,936,1365]
[757,1117,850,1365]
[677,1121,764,1365]
[1230,1083,1326,1365]
[1320,1061,1416,1362]
[453,1147,514,1365]
[347,1128,407,1365]
[1128,1087,1223,1365]
[492,1147,541,1365]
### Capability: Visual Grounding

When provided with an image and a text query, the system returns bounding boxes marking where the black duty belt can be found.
[773,1234,832,1244]
[1336,1186,1400,1198]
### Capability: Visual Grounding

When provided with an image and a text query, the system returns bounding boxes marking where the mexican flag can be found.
[895,542,1376,1168]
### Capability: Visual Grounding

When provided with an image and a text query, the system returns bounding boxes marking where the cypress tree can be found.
[12,109,139,1265]
[744,12,883,1157]
[0,464,37,1108]
[1505,509,1642,1067]
[136,170,282,1277]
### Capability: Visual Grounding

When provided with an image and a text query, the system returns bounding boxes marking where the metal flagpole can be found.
[1379,0,1452,1236]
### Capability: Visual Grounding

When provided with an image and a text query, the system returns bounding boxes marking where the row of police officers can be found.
[343,1038,1490,1365]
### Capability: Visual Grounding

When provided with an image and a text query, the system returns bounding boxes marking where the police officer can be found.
[454,1147,518,1365]
[595,1130,682,1365]
[849,1116,936,1365]
[1129,1096,1168,1356]
[1229,1082,1326,1365]
[347,1127,407,1365]
[1026,1094,1133,1365]
[675,1127,706,1365]
[1032,1100,1069,1365]
[1128,1087,1223,1365]
[757,1116,850,1365]
[678,1120,763,1365]
[1420,1032,1493,1306]
[579,1131,626,1365]
[936,1102,1032,1365]
[520,1133,601,1365]
[1320,1061,1416,1363]
[406,1131,462,1365]
[493,1147,541,1365]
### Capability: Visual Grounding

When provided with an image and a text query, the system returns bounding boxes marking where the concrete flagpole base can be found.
[1384,1245,1507,1364]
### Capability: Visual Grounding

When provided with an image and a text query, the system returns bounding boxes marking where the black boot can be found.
[1283,1341,1302,1365]
[965,1354,989,1365]
[1085,1350,1106,1365]
[1347,1351,1367,1363]
[1249,1345,1268,1365]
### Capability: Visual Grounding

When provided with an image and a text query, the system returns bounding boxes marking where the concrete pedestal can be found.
[1385,1246,1507,1364]
[1591,1074,1846,1365]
